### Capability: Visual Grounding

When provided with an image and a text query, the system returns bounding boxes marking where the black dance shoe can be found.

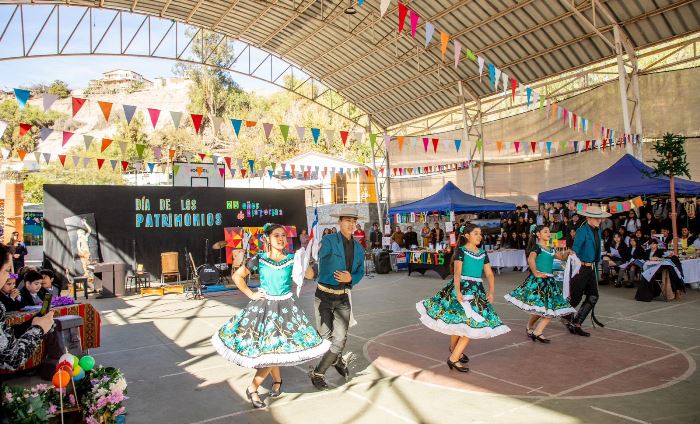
[309,371,329,390]
[447,358,469,373]
[269,380,283,398]
[448,348,470,364]
[531,333,551,343]
[246,387,266,409]
[572,326,590,337]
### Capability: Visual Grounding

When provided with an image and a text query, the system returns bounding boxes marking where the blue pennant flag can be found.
[487,64,495,90]
[454,139,461,152]
[546,141,552,154]
[248,159,255,173]
[231,119,243,137]
[13,88,30,110]
[311,128,321,144]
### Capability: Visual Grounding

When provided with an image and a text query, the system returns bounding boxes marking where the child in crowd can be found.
[40,269,60,296]
[20,270,49,308]
[0,273,23,312]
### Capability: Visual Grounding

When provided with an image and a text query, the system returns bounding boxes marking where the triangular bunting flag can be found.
[148,162,156,173]
[58,154,66,167]
[224,156,232,169]
[62,131,73,147]
[496,141,503,152]
[153,146,162,160]
[454,40,462,68]
[340,131,349,146]
[13,88,30,110]
[83,135,94,150]
[478,56,485,81]
[231,119,243,137]
[198,153,207,161]
[135,144,146,159]
[431,138,439,153]
[147,108,161,128]
[514,141,520,153]
[369,133,377,149]
[248,159,255,173]
[397,136,405,151]
[398,3,408,32]
[123,105,137,124]
[240,169,247,178]
[380,0,390,17]
[97,158,105,170]
[191,114,203,134]
[488,63,496,89]
[43,152,51,164]
[422,137,429,152]
[173,164,180,176]
[465,49,477,62]
[110,159,118,170]
[101,138,112,152]
[121,161,129,171]
[98,101,113,122]
[169,149,176,160]
[311,128,320,144]
[425,22,435,48]
[119,141,127,155]
[296,126,305,141]
[476,138,484,153]
[40,127,52,141]
[279,124,290,141]
[1,148,10,160]
[530,141,537,153]
[220,167,227,178]
[42,94,58,112]
[72,156,80,167]
[324,129,334,145]
[263,122,274,139]
[170,111,182,128]
[34,151,41,163]
[440,32,449,62]
[510,78,518,101]
[245,120,256,128]
[18,149,27,161]
[71,97,86,117]
[0,121,6,138]
[355,131,364,142]
[546,141,552,154]
[454,139,461,152]
[18,123,32,138]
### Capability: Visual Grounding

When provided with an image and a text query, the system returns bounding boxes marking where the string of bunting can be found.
[577,197,645,215]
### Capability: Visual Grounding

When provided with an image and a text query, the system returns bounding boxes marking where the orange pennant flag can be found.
[440,32,449,62]
[169,149,176,160]
[245,120,257,127]
[101,138,112,153]
[98,101,113,122]
[17,149,27,161]
[196,166,203,176]
[496,141,503,152]
[397,136,405,151]
[551,101,558,120]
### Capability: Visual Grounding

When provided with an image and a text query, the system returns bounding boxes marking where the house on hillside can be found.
[88,69,153,93]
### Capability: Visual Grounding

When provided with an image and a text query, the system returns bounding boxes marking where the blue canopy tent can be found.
[389,181,516,214]
[538,154,700,203]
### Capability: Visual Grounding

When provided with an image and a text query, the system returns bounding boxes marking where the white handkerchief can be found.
[460,295,485,323]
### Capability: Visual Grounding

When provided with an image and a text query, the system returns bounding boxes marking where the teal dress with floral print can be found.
[504,244,576,317]
[416,246,510,338]
[212,252,330,368]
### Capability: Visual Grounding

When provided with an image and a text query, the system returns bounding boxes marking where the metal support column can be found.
[458,81,485,198]
[613,25,643,160]
[368,116,389,226]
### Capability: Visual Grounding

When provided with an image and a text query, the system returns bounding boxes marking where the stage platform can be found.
[16,271,697,424]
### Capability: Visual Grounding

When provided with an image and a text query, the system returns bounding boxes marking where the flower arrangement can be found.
[2,365,127,423]
[75,366,128,424]
[51,295,75,307]
[2,384,75,424]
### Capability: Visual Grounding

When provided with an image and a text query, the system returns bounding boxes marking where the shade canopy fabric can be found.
[389,181,516,214]
[538,154,700,203]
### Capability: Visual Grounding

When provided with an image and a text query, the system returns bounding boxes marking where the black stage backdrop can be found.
[43,185,307,279]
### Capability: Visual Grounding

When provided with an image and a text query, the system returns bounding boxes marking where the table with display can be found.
[487,249,528,273]
[0,303,102,373]
[407,250,453,280]
[642,257,700,287]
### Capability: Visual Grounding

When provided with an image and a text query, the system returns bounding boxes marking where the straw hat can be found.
[578,204,611,218]
[330,206,366,220]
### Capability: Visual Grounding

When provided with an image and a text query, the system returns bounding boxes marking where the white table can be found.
[681,258,700,288]
[488,249,528,273]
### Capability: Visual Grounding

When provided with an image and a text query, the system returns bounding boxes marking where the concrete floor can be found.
[17,270,700,424]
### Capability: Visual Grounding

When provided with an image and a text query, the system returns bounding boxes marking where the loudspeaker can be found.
[374,251,391,274]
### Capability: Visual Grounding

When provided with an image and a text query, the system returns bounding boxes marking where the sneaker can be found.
[309,371,329,390]
[334,352,356,380]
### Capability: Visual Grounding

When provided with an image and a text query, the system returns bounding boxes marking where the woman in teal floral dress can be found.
[212,223,330,409]
[416,224,510,373]
[504,225,576,343]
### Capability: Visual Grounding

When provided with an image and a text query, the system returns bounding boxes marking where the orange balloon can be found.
[52,370,70,388]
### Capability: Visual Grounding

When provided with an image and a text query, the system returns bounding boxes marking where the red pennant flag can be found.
[422,137,429,152]
[510,79,518,101]
[168,149,176,160]
[602,139,608,149]
[219,167,225,177]
[530,141,537,153]
[71,97,86,117]
[224,157,232,169]
[585,140,591,150]
[198,153,207,161]
[58,154,66,167]
[18,149,27,161]
[365,169,370,177]
[514,141,520,153]
[431,138,439,153]
[147,108,161,128]
[392,168,397,176]
[240,169,247,178]
[98,101,113,121]
[191,114,203,134]
[97,158,105,169]
[101,138,112,152]
[340,131,349,146]
[62,131,74,147]
[121,161,129,171]
[398,3,409,32]
[572,113,577,129]
[291,164,296,174]
[18,123,31,138]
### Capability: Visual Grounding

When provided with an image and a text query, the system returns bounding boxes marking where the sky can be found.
[0,4,285,94]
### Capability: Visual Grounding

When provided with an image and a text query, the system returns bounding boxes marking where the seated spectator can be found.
[391,226,405,249]
[679,226,695,250]
[0,243,54,371]
[564,228,576,249]
[624,237,646,287]
[603,233,629,287]
[519,232,529,250]
[20,270,48,308]
[634,229,649,247]
[646,240,664,260]
[659,227,672,249]
[0,273,23,312]
[602,228,614,252]
[40,269,60,297]
[515,216,527,234]
[624,210,642,234]
[641,211,659,236]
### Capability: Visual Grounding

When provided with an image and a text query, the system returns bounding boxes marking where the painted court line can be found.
[598,315,700,331]
[590,407,651,424]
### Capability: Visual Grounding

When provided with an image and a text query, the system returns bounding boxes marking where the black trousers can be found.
[314,289,351,374]
[569,265,599,325]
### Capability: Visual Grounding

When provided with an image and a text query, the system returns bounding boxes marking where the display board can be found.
[43,185,307,279]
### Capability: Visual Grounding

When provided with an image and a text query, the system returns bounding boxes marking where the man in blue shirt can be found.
[310,207,365,390]
[565,205,610,337]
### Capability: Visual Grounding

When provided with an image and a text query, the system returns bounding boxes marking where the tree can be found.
[0,100,65,153]
[649,133,691,256]
[47,80,71,98]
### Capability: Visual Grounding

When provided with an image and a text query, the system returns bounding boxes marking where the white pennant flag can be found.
[533,91,540,110]
[212,154,219,165]
[170,111,182,128]
[453,40,462,69]
[425,22,435,48]
[134,161,143,172]
[355,131,364,142]
[212,116,224,134]
[119,141,128,155]
[34,151,42,163]
[494,67,502,90]
[1,147,10,159]
[477,56,485,82]
[42,94,59,112]
[324,129,334,146]
[501,72,509,96]
[296,126,306,141]
[383,134,391,145]
[380,0,390,17]
[0,120,7,138]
